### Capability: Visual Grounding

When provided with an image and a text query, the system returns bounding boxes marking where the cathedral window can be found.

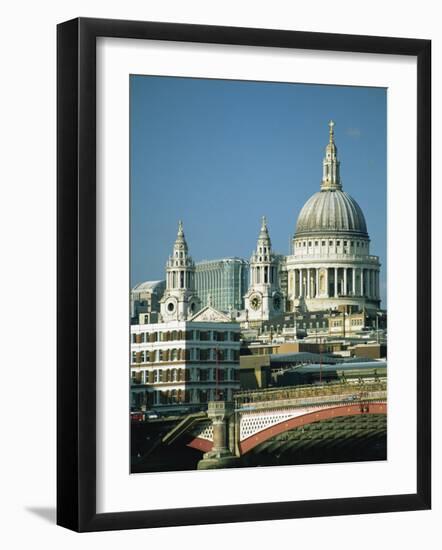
[329,240,333,246]
[308,241,312,246]
[337,240,341,246]
[315,241,318,246]
[322,241,326,246]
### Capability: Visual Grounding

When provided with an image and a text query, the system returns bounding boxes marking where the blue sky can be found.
[130,76,387,306]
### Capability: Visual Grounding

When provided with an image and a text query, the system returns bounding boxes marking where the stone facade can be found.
[130,312,241,411]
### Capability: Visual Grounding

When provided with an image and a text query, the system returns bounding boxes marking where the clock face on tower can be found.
[250,294,262,311]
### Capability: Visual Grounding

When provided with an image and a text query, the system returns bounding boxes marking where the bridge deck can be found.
[235,381,386,409]
[236,390,386,412]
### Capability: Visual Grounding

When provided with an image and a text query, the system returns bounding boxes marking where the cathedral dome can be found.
[295,189,368,237]
[295,120,368,239]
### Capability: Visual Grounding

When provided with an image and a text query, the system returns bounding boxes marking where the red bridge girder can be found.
[186,401,386,456]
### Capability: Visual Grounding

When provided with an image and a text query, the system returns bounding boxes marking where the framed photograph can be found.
[57,17,431,532]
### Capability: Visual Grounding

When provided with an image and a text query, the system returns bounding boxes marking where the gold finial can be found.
[261,215,267,229]
[329,120,335,142]
[178,220,183,234]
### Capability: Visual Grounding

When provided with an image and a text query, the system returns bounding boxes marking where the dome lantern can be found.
[321,120,342,191]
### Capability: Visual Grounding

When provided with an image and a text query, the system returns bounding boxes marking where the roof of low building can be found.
[131,280,166,293]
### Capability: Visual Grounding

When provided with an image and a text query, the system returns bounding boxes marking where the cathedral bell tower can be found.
[244,217,283,322]
[160,221,201,322]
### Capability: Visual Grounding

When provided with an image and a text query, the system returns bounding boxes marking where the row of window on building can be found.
[296,239,367,249]
[132,387,233,407]
[330,318,364,327]
[131,367,239,384]
[131,348,240,364]
[265,320,328,331]
[131,329,240,344]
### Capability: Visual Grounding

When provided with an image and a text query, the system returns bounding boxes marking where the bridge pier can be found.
[197,401,241,470]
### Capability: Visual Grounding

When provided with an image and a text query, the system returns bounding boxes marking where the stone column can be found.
[352,268,356,296]
[212,418,226,452]
[315,268,319,297]
[197,401,240,470]
[307,268,311,298]
[343,268,347,296]
[360,268,364,296]
[334,267,338,297]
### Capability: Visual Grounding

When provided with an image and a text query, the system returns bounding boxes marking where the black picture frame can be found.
[57,17,431,532]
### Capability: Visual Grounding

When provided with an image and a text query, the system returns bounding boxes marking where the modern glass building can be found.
[195,258,249,312]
